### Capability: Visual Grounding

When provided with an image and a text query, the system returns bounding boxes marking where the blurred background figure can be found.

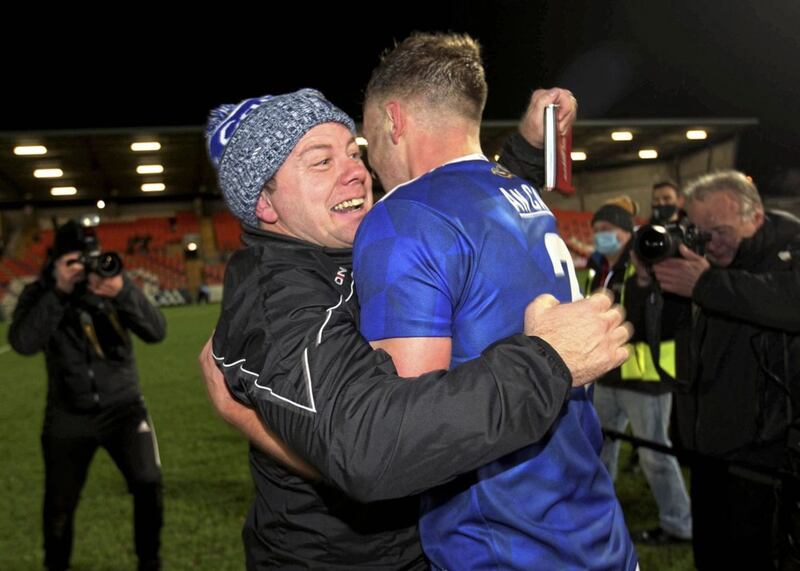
[586,196,693,545]
[8,220,166,571]
[650,180,686,225]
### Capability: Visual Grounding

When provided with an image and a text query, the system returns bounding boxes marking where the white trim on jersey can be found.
[379,153,490,203]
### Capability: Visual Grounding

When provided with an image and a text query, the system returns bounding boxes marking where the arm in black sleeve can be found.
[8,280,67,355]
[692,259,800,333]
[498,131,546,188]
[216,275,571,502]
[308,330,572,502]
[112,274,167,343]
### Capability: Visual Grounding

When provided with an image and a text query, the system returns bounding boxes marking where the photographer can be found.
[8,220,166,571]
[651,170,800,570]
[585,197,693,545]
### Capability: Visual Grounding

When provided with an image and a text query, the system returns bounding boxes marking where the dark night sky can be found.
[4,1,799,194]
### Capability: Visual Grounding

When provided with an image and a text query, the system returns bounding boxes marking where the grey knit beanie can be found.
[205,89,356,226]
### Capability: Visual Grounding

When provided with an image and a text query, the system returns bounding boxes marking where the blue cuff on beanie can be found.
[205,89,356,227]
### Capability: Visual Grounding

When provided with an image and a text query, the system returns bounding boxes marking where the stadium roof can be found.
[0,118,757,207]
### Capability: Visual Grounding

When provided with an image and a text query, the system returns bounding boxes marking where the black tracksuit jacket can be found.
[212,221,575,569]
[9,271,166,412]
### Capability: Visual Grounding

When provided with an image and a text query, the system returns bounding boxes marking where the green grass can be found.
[0,304,251,570]
[0,303,694,569]
[614,446,695,570]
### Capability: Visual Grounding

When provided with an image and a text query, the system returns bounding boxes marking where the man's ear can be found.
[752,208,765,229]
[255,190,279,224]
[385,101,405,145]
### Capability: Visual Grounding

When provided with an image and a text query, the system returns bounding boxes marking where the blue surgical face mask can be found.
[594,231,621,255]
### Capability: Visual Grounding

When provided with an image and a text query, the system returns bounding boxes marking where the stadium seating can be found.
[2,209,603,309]
[552,208,595,263]
[212,211,242,252]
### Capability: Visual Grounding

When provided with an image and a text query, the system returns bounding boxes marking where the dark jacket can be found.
[507,131,692,393]
[586,243,687,394]
[499,132,546,188]
[676,210,800,469]
[212,226,573,569]
[8,270,166,412]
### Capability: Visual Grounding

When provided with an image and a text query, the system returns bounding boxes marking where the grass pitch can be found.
[0,303,693,569]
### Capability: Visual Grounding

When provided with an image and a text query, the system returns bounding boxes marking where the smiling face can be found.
[255,122,373,248]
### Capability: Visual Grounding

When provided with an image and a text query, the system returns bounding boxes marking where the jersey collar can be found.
[379,154,489,203]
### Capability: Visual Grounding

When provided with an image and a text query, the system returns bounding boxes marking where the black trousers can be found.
[691,457,778,570]
[41,399,163,571]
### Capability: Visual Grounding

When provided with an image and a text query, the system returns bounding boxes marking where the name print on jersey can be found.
[499,184,550,218]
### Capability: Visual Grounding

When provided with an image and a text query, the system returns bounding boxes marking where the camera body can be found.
[633,221,711,265]
[79,250,124,278]
[67,227,124,278]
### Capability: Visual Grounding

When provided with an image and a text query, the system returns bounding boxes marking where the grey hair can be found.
[684,170,763,219]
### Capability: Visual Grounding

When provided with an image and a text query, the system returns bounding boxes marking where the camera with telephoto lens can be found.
[67,226,124,278]
[632,221,711,265]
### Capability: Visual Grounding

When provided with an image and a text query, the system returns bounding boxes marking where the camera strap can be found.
[78,302,129,359]
[79,309,106,359]
[644,283,679,387]
[105,308,128,346]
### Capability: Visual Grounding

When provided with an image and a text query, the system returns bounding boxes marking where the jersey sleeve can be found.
[354,199,470,341]
[212,250,573,502]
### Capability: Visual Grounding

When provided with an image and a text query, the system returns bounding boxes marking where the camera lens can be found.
[634,225,677,264]
[95,252,123,277]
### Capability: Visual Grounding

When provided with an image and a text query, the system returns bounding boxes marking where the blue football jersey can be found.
[354,158,637,570]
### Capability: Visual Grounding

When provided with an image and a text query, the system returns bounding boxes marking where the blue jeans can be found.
[594,385,692,539]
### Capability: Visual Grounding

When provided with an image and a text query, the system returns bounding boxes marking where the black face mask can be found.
[652,204,677,224]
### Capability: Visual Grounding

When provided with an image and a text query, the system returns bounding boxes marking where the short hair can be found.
[262,177,277,194]
[364,32,488,123]
[684,170,763,219]
[652,180,681,196]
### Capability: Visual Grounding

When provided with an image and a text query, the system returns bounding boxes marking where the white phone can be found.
[543,103,558,192]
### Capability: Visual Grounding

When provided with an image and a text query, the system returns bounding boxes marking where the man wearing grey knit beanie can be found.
[206,89,370,241]
[199,75,629,567]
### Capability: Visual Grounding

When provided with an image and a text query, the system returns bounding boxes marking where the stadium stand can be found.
[212,211,242,252]
[552,208,595,260]
[1,208,609,317]
[1,213,219,313]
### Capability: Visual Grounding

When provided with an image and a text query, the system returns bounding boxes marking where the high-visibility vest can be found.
[583,261,676,383]
[620,338,676,382]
